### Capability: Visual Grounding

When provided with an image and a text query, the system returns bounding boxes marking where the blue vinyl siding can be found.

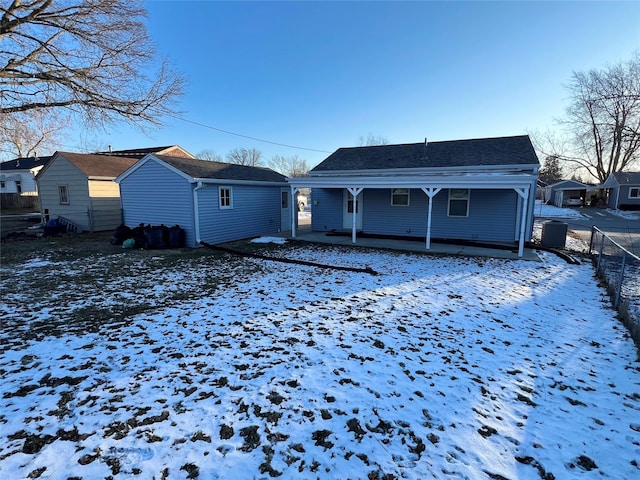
[311,189,343,231]
[312,188,519,244]
[430,189,517,243]
[197,184,282,244]
[619,185,640,208]
[362,189,429,236]
[120,161,196,245]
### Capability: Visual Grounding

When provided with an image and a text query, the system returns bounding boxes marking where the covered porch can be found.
[288,174,537,258]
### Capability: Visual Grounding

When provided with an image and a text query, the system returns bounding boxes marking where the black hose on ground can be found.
[200,241,380,276]
[535,245,582,265]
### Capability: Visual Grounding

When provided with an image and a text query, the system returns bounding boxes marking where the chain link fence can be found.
[590,227,640,347]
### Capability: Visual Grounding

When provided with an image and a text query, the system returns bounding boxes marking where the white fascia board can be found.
[88,176,117,181]
[195,178,289,187]
[288,174,536,190]
[35,151,63,180]
[309,164,539,177]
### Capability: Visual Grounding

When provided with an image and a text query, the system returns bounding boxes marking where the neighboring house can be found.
[36,152,137,232]
[544,180,589,207]
[535,178,548,201]
[116,155,289,247]
[94,145,194,160]
[0,156,51,210]
[601,171,640,210]
[288,135,539,257]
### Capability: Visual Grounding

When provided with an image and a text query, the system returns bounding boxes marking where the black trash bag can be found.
[168,225,186,248]
[110,224,132,245]
[144,225,168,249]
[132,224,146,249]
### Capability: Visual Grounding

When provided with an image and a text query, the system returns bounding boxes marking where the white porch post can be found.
[421,187,441,249]
[291,187,299,238]
[347,187,363,244]
[514,187,529,257]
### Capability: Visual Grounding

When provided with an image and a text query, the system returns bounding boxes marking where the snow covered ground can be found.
[607,209,640,221]
[532,201,585,219]
[1,243,639,480]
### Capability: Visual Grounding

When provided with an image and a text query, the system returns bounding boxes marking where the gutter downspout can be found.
[515,186,530,258]
[193,181,205,245]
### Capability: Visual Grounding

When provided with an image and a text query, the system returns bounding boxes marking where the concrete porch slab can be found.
[276,226,540,261]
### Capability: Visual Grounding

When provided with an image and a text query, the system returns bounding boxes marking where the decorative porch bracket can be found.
[291,187,300,238]
[347,187,363,243]
[514,187,530,257]
[421,187,442,249]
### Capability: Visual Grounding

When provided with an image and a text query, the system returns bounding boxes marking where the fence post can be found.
[614,252,626,308]
[589,226,595,254]
[597,232,605,273]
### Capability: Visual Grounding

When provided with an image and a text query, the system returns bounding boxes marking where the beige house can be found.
[36,152,138,232]
[36,146,194,233]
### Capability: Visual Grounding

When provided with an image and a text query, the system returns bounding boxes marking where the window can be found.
[0,181,5,189]
[391,188,410,206]
[281,191,288,208]
[58,185,69,204]
[219,186,232,209]
[15,180,21,193]
[448,189,469,217]
[630,187,640,199]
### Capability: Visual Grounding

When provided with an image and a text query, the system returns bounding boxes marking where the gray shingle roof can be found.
[612,171,640,185]
[0,156,51,171]
[156,155,287,183]
[546,180,589,189]
[311,135,539,172]
[95,145,191,159]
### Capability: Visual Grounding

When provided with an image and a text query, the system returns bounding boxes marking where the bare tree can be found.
[538,53,640,183]
[0,0,184,128]
[226,148,263,166]
[357,133,389,146]
[0,109,69,158]
[269,155,309,177]
[197,149,223,162]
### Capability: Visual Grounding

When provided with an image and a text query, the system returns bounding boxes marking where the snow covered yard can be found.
[1,241,639,480]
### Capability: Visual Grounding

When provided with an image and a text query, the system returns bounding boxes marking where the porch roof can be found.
[288,172,537,190]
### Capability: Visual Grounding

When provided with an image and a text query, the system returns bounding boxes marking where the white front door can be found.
[343,190,363,229]
[280,188,292,231]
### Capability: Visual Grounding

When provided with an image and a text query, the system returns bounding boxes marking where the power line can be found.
[167,114,332,154]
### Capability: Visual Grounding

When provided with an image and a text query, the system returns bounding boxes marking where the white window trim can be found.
[391,188,410,206]
[58,185,69,204]
[447,188,470,217]
[219,186,233,209]
[629,187,640,199]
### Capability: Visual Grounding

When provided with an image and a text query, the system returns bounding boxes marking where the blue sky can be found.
[71,1,640,168]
